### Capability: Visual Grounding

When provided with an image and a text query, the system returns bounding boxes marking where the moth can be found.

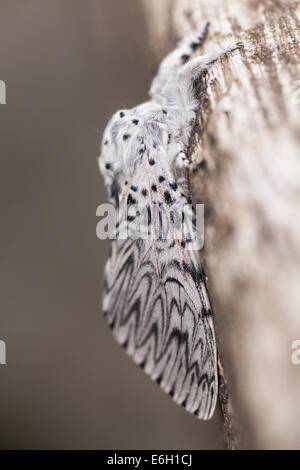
[98,24,242,420]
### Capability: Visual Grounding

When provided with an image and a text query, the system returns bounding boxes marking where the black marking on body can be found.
[147,206,151,224]
[110,180,121,207]
[123,134,130,141]
[127,193,136,205]
[190,42,199,51]
[202,306,212,317]
[158,210,163,239]
[164,190,173,205]
[181,54,190,64]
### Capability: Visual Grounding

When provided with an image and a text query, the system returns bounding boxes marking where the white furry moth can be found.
[98,24,242,420]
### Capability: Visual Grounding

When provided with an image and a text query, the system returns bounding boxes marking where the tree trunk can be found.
[142,0,300,450]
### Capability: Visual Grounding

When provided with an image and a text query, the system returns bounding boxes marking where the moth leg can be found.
[150,23,210,100]
[174,151,201,171]
[179,42,243,81]
[162,42,244,146]
[165,42,243,100]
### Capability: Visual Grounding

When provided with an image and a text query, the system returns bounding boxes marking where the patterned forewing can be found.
[103,171,217,419]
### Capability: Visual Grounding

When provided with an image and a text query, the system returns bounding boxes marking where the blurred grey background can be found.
[0,0,225,449]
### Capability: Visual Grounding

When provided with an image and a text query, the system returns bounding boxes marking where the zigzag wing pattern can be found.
[103,224,218,419]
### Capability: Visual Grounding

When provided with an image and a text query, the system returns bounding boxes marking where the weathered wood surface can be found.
[142,0,300,449]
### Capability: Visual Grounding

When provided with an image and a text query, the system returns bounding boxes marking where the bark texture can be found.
[142,0,300,449]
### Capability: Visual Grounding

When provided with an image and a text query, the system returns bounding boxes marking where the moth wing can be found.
[103,162,217,420]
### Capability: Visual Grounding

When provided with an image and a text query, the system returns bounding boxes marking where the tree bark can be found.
[142,0,300,450]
